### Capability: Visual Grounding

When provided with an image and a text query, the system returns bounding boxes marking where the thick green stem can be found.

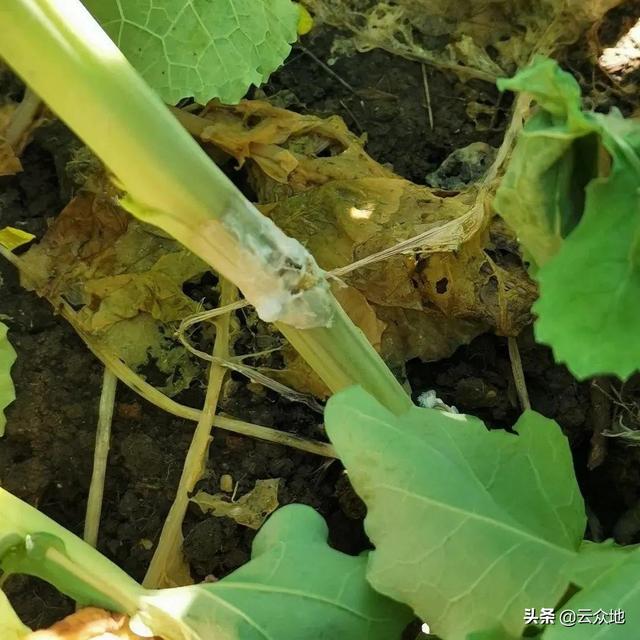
[0,0,411,413]
[276,299,411,414]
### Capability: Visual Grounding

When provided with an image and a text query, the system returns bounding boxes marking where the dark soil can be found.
[2,17,640,638]
[263,30,508,184]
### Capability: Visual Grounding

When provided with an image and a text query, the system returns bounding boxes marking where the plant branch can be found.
[83,368,117,548]
[507,336,530,411]
[143,279,236,588]
[5,87,42,150]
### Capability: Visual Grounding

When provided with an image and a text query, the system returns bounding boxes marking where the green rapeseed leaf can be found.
[544,542,640,638]
[0,322,16,437]
[493,58,598,268]
[325,386,585,640]
[495,58,640,378]
[141,505,412,639]
[83,0,299,104]
[569,540,640,591]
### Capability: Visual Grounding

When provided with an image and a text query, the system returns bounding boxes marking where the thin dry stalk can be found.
[507,337,531,411]
[83,368,117,548]
[143,278,236,588]
[421,63,434,131]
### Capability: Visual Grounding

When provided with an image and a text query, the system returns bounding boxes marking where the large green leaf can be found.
[544,542,640,639]
[140,505,412,639]
[83,0,299,104]
[325,386,585,640]
[494,58,640,378]
[0,321,16,437]
[0,590,30,640]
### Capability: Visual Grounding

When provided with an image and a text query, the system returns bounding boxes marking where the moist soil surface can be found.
[2,17,640,636]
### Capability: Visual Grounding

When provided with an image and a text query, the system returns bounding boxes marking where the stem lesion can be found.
[0,0,411,413]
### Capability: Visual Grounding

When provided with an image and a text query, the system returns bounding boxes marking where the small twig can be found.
[339,99,364,134]
[507,337,531,411]
[330,204,485,277]
[179,300,249,331]
[75,318,336,458]
[296,44,358,95]
[177,303,323,411]
[83,368,117,548]
[487,92,505,132]
[483,93,532,185]
[143,278,237,588]
[420,64,434,131]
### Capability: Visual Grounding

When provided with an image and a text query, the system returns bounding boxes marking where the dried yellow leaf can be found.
[19,190,207,396]
[192,479,280,529]
[180,100,536,395]
[0,226,35,251]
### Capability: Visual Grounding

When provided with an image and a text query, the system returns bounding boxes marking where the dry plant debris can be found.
[26,608,159,640]
[13,98,537,399]
[191,100,536,394]
[0,104,23,177]
[192,478,281,529]
[301,0,625,82]
[18,190,208,396]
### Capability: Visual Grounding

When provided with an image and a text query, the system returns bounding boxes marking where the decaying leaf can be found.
[19,190,209,396]
[155,540,194,590]
[26,607,158,640]
[187,100,536,393]
[16,96,534,400]
[333,284,385,351]
[301,0,624,82]
[0,227,36,252]
[196,100,390,199]
[0,141,21,176]
[192,478,280,529]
